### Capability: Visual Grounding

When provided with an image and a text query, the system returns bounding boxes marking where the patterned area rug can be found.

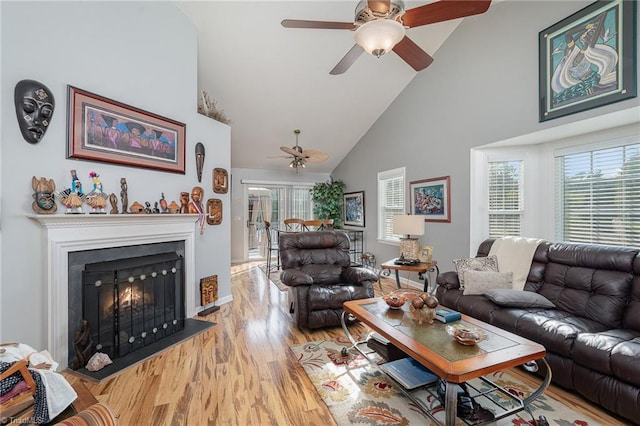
[258,264,288,291]
[290,337,603,426]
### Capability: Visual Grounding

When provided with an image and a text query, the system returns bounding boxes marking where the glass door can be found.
[245,183,314,261]
[247,186,282,260]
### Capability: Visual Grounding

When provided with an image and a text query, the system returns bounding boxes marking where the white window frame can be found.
[470,120,638,252]
[377,167,406,244]
[554,133,640,246]
[487,159,524,238]
[470,147,543,253]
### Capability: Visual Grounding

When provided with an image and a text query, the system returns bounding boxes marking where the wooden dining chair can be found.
[302,219,325,231]
[283,218,305,232]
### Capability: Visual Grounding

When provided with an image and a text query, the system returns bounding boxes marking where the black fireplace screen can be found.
[81,252,184,360]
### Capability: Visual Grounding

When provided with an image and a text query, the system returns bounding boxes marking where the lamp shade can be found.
[354,19,405,58]
[393,215,425,237]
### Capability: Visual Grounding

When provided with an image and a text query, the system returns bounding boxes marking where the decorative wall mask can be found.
[213,168,228,194]
[207,198,222,225]
[31,176,57,214]
[15,79,55,144]
[195,142,205,182]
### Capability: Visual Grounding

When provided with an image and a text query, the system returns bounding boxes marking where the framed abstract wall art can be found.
[410,176,451,223]
[67,86,186,173]
[343,191,365,227]
[538,0,637,122]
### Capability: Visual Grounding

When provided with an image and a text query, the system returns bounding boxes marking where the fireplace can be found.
[30,214,199,368]
[69,247,185,368]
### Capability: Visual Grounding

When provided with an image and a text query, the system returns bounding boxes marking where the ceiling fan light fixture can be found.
[354,19,405,58]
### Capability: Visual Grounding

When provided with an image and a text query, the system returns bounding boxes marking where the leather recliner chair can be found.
[279,230,377,329]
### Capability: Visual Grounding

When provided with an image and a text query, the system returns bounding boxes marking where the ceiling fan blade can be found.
[393,36,434,71]
[280,146,304,157]
[302,149,329,163]
[281,19,355,30]
[330,44,364,75]
[403,0,491,28]
[367,0,391,14]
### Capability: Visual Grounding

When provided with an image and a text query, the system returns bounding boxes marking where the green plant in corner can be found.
[310,178,346,228]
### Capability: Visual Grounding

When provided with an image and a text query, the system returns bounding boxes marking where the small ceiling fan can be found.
[282,0,491,75]
[271,129,329,171]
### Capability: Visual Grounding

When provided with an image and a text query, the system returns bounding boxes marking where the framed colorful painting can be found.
[343,191,365,227]
[539,0,637,122]
[410,176,451,223]
[66,86,186,173]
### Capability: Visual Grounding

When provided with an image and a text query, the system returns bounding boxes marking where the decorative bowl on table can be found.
[446,324,487,346]
[382,293,407,309]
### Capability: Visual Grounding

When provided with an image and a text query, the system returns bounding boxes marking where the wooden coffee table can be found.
[341,298,551,426]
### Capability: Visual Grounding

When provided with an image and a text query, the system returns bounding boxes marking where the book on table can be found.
[435,307,462,323]
[379,357,439,390]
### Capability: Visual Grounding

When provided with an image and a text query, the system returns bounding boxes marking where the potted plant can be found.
[310,178,346,228]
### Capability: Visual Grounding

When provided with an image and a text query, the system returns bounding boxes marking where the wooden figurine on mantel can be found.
[85,172,108,214]
[120,178,128,214]
[31,176,57,214]
[58,169,84,214]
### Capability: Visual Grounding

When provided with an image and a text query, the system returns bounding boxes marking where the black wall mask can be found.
[15,79,55,144]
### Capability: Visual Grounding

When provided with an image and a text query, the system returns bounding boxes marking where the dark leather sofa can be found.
[279,230,377,329]
[435,239,640,424]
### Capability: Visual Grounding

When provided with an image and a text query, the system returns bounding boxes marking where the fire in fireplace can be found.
[73,252,184,368]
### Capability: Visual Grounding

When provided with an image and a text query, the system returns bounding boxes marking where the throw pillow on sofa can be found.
[462,270,512,295]
[484,289,555,308]
[453,255,499,289]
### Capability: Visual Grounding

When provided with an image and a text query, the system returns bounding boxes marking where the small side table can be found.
[379,258,439,293]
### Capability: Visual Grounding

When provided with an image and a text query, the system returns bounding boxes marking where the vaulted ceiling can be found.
[176,1,496,173]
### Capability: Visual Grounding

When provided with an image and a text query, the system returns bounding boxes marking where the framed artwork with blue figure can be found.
[67,86,186,173]
[539,0,637,122]
[410,176,451,223]
[343,191,365,227]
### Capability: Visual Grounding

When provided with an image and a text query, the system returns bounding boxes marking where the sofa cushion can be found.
[462,270,512,295]
[611,337,640,387]
[539,243,636,329]
[490,310,607,357]
[307,283,372,311]
[300,264,342,285]
[484,289,555,308]
[453,256,498,289]
[572,329,627,376]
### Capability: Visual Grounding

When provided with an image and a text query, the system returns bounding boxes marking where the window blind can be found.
[488,161,523,238]
[378,168,405,241]
[556,143,640,247]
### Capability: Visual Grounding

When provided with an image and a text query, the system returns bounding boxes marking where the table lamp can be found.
[393,215,425,261]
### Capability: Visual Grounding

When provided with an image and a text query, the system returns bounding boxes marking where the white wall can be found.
[332,1,640,269]
[229,168,330,262]
[0,1,231,346]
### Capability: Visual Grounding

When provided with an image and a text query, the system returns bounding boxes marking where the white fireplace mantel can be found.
[29,214,199,367]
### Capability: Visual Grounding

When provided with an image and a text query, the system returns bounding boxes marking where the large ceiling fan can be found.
[272,129,328,171]
[282,0,491,75]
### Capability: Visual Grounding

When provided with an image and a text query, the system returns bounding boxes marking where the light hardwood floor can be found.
[62,262,628,425]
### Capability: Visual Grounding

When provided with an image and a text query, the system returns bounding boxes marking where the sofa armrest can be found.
[280,269,313,286]
[341,267,378,284]
[56,402,119,426]
[436,271,461,290]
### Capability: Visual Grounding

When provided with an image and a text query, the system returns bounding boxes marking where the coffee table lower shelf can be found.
[340,311,551,426]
